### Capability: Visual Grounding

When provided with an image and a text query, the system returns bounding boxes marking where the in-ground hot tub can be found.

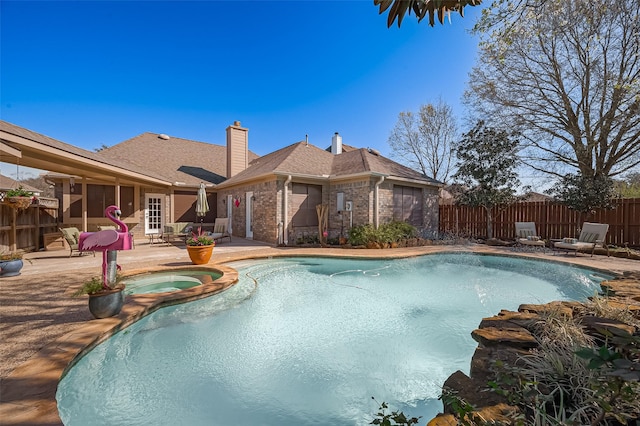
[123,270,222,295]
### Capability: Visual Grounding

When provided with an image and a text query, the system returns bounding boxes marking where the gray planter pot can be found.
[0,259,24,277]
[88,287,125,319]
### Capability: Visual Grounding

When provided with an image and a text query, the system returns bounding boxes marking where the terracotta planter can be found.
[0,259,24,277]
[88,286,125,319]
[186,244,214,265]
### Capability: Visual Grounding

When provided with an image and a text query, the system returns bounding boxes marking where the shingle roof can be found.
[219,142,441,187]
[98,132,259,186]
[2,120,439,189]
[324,143,359,153]
[341,149,441,185]
[0,173,42,193]
[1,120,100,160]
[219,142,334,186]
[0,120,168,182]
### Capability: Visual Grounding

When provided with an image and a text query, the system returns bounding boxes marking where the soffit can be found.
[0,121,171,186]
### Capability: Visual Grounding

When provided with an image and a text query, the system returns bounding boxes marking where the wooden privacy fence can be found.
[0,197,60,253]
[439,198,640,247]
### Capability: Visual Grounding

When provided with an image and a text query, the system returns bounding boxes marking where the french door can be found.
[145,193,164,236]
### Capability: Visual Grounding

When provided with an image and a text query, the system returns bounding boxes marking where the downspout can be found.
[374,176,385,229]
[283,175,292,245]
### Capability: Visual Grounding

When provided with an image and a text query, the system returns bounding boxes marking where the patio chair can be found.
[553,222,610,257]
[515,222,546,252]
[209,217,231,243]
[162,222,192,245]
[59,227,94,257]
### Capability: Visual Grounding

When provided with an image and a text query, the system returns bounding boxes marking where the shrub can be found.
[380,221,417,242]
[348,224,376,246]
[349,221,417,246]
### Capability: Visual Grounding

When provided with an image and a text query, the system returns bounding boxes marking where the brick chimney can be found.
[226,121,249,178]
[331,132,342,155]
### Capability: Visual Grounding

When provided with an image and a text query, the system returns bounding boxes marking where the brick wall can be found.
[216,179,280,244]
[217,177,441,245]
[329,180,371,240]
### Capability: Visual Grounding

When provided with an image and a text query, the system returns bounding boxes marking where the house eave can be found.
[1,130,172,187]
[385,175,444,188]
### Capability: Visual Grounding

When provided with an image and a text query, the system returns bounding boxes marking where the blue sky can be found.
[1,0,482,177]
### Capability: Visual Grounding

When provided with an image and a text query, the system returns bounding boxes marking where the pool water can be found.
[123,270,222,295]
[57,254,610,426]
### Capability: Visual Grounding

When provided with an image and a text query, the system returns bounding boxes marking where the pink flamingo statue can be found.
[79,205,133,290]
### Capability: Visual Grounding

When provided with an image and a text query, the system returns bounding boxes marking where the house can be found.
[215,133,442,244]
[1,120,442,245]
[0,173,42,197]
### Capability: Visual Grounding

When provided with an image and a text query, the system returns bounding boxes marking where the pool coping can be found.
[1,245,638,425]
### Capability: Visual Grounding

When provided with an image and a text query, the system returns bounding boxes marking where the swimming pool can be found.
[57,254,611,425]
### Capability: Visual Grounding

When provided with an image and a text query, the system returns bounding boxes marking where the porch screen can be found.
[69,185,83,218]
[120,186,135,218]
[393,185,423,226]
[86,185,134,218]
[291,183,321,227]
[87,185,116,218]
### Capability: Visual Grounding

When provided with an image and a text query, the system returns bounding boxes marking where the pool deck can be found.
[1,239,639,425]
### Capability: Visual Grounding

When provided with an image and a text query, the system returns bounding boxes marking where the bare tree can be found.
[466,0,640,179]
[388,99,458,183]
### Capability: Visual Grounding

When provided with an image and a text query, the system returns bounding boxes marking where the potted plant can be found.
[1,186,37,210]
[73,273,125,319]
[0,251,26,277]
[185,227,215,265]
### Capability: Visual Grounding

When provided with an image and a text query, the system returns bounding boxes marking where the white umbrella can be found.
[195,182,209,221]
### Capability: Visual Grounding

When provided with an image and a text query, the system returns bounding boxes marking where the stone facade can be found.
[428,272,640,425]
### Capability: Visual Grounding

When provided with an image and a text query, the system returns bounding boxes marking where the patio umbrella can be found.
[195,182,209,222]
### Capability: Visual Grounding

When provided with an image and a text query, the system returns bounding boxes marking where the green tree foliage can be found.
[374,0,481,28]
[467,0,640,178]
[387,99,458,183]
[546,173,617,220]
[452,121,521,239]
[614,172,640,198]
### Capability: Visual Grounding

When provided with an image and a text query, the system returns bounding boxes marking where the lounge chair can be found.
[60,227,94,257]
[553,222,609,257]
[208,218,231,243]
[515,222,546,252]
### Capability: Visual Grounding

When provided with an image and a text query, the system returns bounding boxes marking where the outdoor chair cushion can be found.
[60,227,94,257]
[553,222,609,256]
[208,218,231,243]
[60,227,80,248]
[515,222,545,249]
